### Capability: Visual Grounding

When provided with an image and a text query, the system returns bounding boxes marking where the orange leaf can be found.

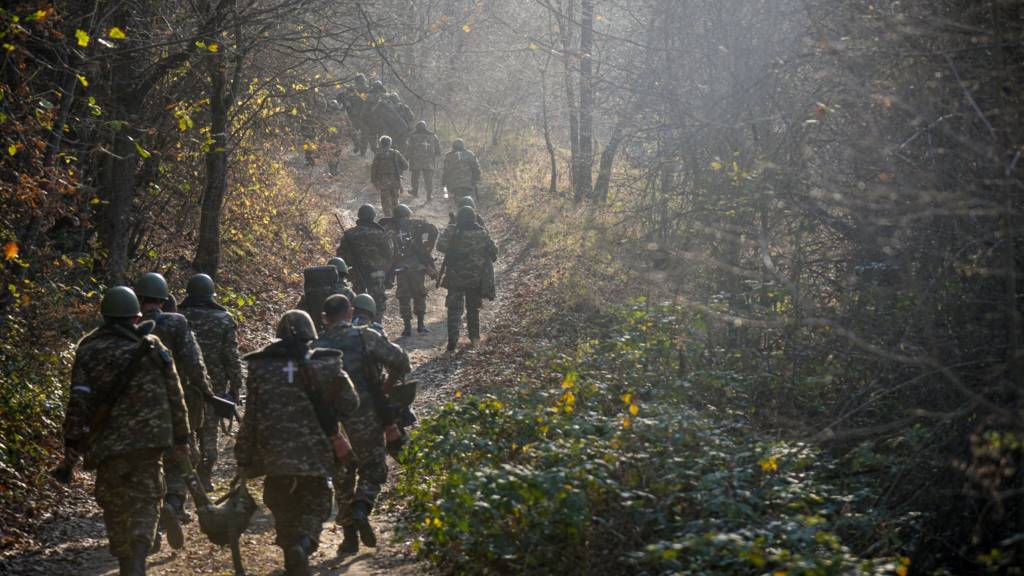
[4,241,19,261]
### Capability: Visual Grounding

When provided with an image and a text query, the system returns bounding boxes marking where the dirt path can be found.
[0,150,514,576]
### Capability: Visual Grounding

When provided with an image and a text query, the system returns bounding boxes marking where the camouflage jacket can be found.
[385,218,438,272]
[370,148,408,189]
[178,300,244,397]
[64,322,190,466]
[441,149,481,190]
[142,309,214,400]
[315,322,410,398]
[406,130,440,170]
[437,224,498,289]
[236,342,359,478]
[338,221,393,276]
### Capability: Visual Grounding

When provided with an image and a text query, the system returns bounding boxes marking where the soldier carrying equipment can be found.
[441,138,481,207]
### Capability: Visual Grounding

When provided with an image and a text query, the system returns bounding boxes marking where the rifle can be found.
[53,331,154,483]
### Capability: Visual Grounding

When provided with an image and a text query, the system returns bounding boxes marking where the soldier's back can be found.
[344,225,391,271]
[445,229,497,289]
[74,327,181,465]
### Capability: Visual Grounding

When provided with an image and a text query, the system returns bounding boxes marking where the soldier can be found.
[387,93,414,126]
[338,86,371,157]
[447,195,487,229]
[328,257,358,302]
[297,258,357,331]
[371,135,409,217]
[314,295,410,556]
[437,206,497,351]
[441,138,481,206]
[384,204,439,336]
[135,273,215,533]
[406,121,441,200]
[178,274,244,491]
[236,310,359,575]
[62,286,190,576]
[338,204,393,322]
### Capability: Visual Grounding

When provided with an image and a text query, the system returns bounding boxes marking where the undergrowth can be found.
[399,301,912,576]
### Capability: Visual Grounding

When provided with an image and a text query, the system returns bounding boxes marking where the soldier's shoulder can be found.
[310,348,343,360]
[158,311,190,330]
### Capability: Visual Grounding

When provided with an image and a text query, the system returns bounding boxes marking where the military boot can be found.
[118,557,134,576]
[159,500,184,550]
[352,501,377,547]
[401,318,412,337]
[337,524,359,556]
[417,314,430,333]
[284,536,313,576]
[126,538,149,575]
[197,467,214,493]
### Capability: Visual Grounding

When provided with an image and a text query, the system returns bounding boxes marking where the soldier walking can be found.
[135,272,215,544]
[338,204,393,322]
[441,138,481,206]
[384,204,439,336]
[314,295,411,556]
[177,274,244,491]
[438,206,498,351]
[61,286,191,576]
[235,311,359,576]
[405,121,441,201]
[370,135,409,217]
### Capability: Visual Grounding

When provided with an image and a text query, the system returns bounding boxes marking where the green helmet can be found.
[415,120,427,132]
[393,204,412,220]
[327,257,349,276]
[101,286,142,319]
[357,204,376,222]
[459,196,476,209]
[352,293,376,317]
[387,93,400,103]
[136,272,169,301]
[456,205,477,227]
[452,138,465,151]
[379,135,392,148]
[276,310,317,342]
[371,80,384,90]
[186,273,215,301]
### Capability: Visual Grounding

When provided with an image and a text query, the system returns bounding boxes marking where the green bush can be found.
[398,302,908,575]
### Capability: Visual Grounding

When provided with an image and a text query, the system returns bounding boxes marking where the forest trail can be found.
[0,150,516,576]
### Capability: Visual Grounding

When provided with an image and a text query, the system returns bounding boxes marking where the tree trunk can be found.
[101,129,140,285]
[593,117,627,202]
[559,0,579,197]
[195,50,230,278]
[577,0,594,201]
[541,53,558,195]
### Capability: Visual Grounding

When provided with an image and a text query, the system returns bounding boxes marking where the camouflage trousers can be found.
[448,186,475,208]
[95,449,165,558]
[353,274,388,323]
[333,400,387,526]
[397,269,427,320]
[446,288,483,344]
[198,408,219,479]
[263,475,332,549]
[379,186,400,221]
[410,169,433,198]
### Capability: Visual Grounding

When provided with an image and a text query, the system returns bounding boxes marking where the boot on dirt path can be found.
[159,501,184,550]
[353,501,377,547]
[338,524,359,556]
[417,314,430,333]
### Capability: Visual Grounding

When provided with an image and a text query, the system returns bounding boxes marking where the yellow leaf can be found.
[896,568,908,576]
[628,403,639,416]
[207,43,219,52]
[108,26,126,39]
[2,43,14,53]
[561,371,577,389]
[7,144,16,156]
[759,456,779,473]
[455,390,462,398]
[27,10,47,22]
[710,160,723,171]
[528,42,540,51]
[462,24,471,33]
[4,241,19,261]
[77,74,88,87]
[75,29,90,48]
[732,160,740,173]
[622,415,632,429]
[621,392,632,405]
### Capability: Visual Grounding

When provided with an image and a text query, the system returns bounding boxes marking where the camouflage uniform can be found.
[339,88,372,156]
[438,223,498,345]
[142,309,214,507]
[64,322,190,560]
[371,147,409,217]
[406,128,441,199]
[386,218,439,326]
[314,321,410,526]
[178,299,244,483]
[441,148,481,205]
[338,221,393,322]
[235,341,359,552]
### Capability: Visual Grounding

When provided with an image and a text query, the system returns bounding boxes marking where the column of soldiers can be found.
[59,75,498,576]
